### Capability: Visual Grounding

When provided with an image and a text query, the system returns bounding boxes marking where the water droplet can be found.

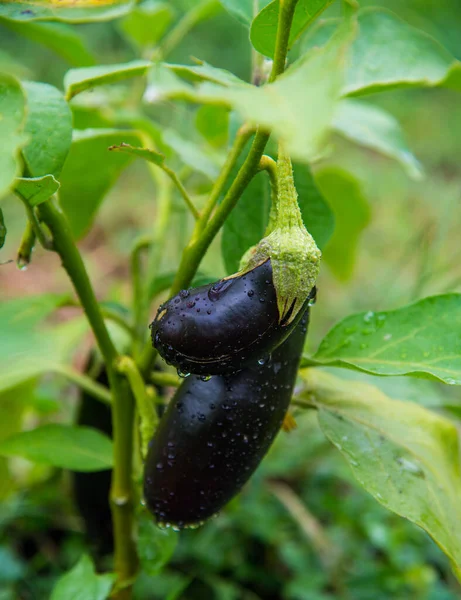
[200,374,212,382]
[186,300,196,309]
[17,257,29,271]
[179,289,190,299]
[259,298,265,303]
[446,378,457,385]
[396,456,423,475]
[363,311,374,323]
[383,333,392,341]
[177,368,191,378]
[156,462,164,471]
[247,290,254,297]
[258,356,270,365]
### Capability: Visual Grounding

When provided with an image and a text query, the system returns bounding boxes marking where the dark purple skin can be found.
[150,260,307,376]
[143,302,312,529]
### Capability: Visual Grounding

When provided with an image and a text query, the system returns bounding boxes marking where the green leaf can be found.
[311,294,461,386]
[118,1,175,50]
[0,18,95,66]
[195,105,229,148]
[58,128,142,239]
[64,60,151,100]
[0,424,113,471]
[109,142,165,166]
[315,167,370,281]
[222,161,334,274]
[250,0,335,59]
[0,0,135,23]
[137,511,177,576]
[15,174,60,206]
[21,81,72,178]
[333,99,423,180]
[0,73,27,200]
[301,369,461,572]
[51,554,114,600]
[166,61,248,87]
[162,129,220,179]
[218,0,253,26]
[302,8,461,96]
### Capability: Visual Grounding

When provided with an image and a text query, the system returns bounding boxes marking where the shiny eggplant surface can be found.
[143,304,311,529]
[150,260,307,376]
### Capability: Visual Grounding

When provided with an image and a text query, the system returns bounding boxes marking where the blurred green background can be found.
[1,0,461,598]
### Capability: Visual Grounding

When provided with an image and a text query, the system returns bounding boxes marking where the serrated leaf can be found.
[0,424,113,471]
[302,8,461,96]
[65,59,151,100]
[58,128,143,239]
[311,294,461,385]
[315,167,370,281]
[0,18,95,66]
[300,369,461,573]
[0,0,135,23]
[333,99,424,180]
[0,73,27,200]
[250,0,335,59]
[137,511,177,576]
[21,81,72,178]
[15,174,60,206]
[118,1,174,50]
[51,554,114,600]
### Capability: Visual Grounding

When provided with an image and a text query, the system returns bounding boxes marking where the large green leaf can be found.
[250,0,335,59]
[64,60,151,100]
[146,22,356,163]
[222,161,334,274]
[315,167,370,281]
[0,0,135,23]
[0,73,27,200]
[15,174,60,206]
[302,8,461,96]
[299,369,461,573]
[0,18,95,66]
[0,424,113,471]
[51,554,114,600]
[118,0,174,50]
[333,99,423,180]
[310,294,461,385]
[58,128,142,239]
[21,81,72,177]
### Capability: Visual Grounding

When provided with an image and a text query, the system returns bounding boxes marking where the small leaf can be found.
[15,174,60,207]
[315,167,370,281]
[118,1,175,50]
[162,129,221,179]
[58,128,143,239]
[0,424,113,471]
[0,18,95,66]
[311,293,461,385]
[51,554,114,600]
[302,8,461,96]
[333,99,424,180]
[250,0,335,59]
[300,369,461,573]
[137,511,177,576]
[0,73,27,200]
[166,61,248,87]
[109,143,165,166]
[195,105,229,148]
[0,0,135,23]
[65,60,151,100]
[21,81,72,178]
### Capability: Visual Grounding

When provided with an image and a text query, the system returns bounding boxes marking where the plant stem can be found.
[151,371,180,388]
[53,364,112,405]
[17,195,53,250]
[17,220,36,268]
[162,164,199,220]
[0,207,6,249]
[36,199,137,598]
[138,0,300,376]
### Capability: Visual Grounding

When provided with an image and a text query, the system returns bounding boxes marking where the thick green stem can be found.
[151,371,180,388]
[258,155,279,235]
[36,200,137,597]
[276,142,303,228]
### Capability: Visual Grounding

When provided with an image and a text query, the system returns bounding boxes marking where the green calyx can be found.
[240,145,321,324]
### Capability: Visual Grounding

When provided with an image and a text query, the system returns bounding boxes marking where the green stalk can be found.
[137,0,300,376]
[36,200,137,598]
[17,220,36,268]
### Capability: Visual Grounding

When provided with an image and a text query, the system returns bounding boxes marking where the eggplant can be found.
[143,298,312,529]
[151,260,309,376]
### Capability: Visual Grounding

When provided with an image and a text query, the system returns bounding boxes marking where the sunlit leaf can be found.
[315,167,370,281]
[51,554,114,600]
[65,59,151,100]
[21,81,72,177]
[0,424,113,471]
[309,294,461,386]
[58,128,143,238]
[333,99,424,180]
[0,0,135,24]
[15,174,60,206]
[250,0,335,59]
[299,369,461,572]
[0,73,27,200]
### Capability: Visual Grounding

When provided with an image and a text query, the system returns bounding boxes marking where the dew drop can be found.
[179,289,190,299]
[177,369,191,378]
[200,374,212,382]
[363,310,374,323]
